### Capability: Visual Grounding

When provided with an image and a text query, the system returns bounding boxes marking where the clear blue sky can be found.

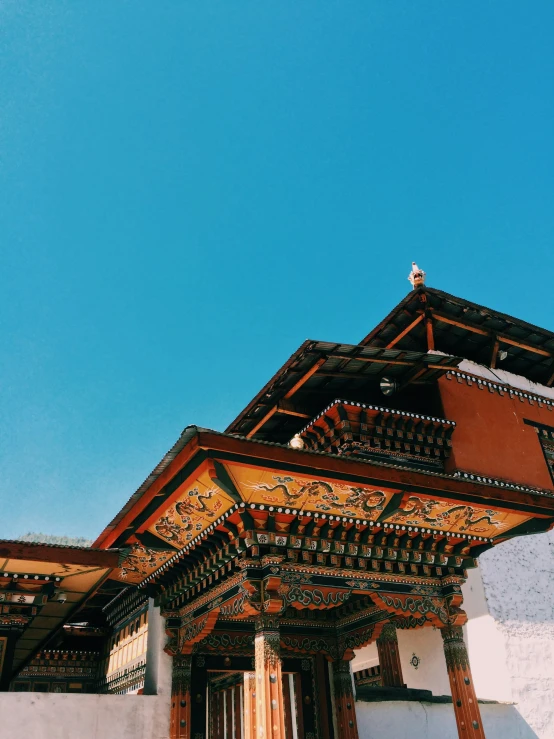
[1,2,553,540]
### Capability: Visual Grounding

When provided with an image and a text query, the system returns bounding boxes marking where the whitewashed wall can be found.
[356,700,538,739]
[476,529,554,738]
[0,694,170,739]
[352,529,554,738]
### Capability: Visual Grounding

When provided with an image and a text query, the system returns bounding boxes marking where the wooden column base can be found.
[441,626,486,739]
[332,659,359,739]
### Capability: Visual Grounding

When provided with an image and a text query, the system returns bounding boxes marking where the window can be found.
[524,419,554,484]
[541,435,554,482]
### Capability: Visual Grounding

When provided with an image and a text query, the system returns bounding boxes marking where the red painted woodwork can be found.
[440,376,554,490]
[376,624,404,688]
[170,656,191,739]
[314,654,333,739]
[441,626,486,739]
[332,660,359,739]
[255,618,286,739]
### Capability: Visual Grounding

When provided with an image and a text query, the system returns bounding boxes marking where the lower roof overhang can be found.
[0,542,121,677]
[93,428,554,589]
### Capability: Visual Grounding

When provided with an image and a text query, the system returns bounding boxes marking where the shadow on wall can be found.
[355,700,539,739]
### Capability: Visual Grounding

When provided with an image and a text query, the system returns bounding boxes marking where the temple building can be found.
[2,267,554,739]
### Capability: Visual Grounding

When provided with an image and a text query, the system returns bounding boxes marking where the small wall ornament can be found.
[410,653,421,670]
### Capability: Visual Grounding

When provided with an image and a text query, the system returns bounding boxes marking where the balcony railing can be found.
[299,400,455,471]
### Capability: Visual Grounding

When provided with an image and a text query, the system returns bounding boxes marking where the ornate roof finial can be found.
[408,262,426,289]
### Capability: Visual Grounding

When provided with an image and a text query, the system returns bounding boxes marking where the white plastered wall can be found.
[352,623,451,696]
[475,529,554,738]
[352,529,554,738]
[0,694,169,739]
[356,700,538,739]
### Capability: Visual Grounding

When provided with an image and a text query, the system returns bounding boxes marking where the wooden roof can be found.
[362,286,554,386]
[0,540,121,676]
[225,341,461,443]
[92,428,554,593]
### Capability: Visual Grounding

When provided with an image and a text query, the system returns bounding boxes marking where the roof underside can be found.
[0,541,124,676]
[225,342,460,443]
[362,287,554,385]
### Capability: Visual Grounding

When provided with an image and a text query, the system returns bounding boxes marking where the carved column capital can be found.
[376,622,397,643]
[254,614,281,633]
[375,621,404,688]
[332,658,354,695]
[172,654,192,692]
[332,658,359,739]
[255,615,281,669]
[170,654,192,739]
[440,625,469,670]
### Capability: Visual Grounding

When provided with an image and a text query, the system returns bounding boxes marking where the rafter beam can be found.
[490,338,500,369]
[276,400,312,418]
[246,358,326,438]
[426,315,435,351]
[0,541,120,569]
[385,314,424,349]
[433,313,552,358]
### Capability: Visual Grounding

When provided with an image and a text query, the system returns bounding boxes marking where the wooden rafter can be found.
[276,399,312,418]
[433,313,552,358]
[490,338,500,369]
[327,354,412,366]
[426,315,435,351]
[246,358,326,438]
[385,314,424,349]
[0,541,120,569]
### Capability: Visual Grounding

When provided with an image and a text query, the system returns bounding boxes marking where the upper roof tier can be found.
[362,286,554,383]
[226,286,554,443]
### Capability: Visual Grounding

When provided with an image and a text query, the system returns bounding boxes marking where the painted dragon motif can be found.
[344,488,387,514]
[391,496,501,533]
[176,487,218,518]
[256,478,334,504]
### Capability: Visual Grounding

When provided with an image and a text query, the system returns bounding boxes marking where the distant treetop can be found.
[17,532,92,548]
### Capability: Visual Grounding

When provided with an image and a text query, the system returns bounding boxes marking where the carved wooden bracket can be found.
[372,591,449,627]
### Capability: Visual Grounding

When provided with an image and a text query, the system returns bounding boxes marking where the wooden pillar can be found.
[255,616,286,739]
[441,626,486,739]
[0,629,23,691]
[226,687,234,739]
[170,655,192,739]
[244,672,257,739]
[314,653,333,739]
[376,623,405,688]
[234,683,242,739]
[191,656,208,739]
[332,659,359,739]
